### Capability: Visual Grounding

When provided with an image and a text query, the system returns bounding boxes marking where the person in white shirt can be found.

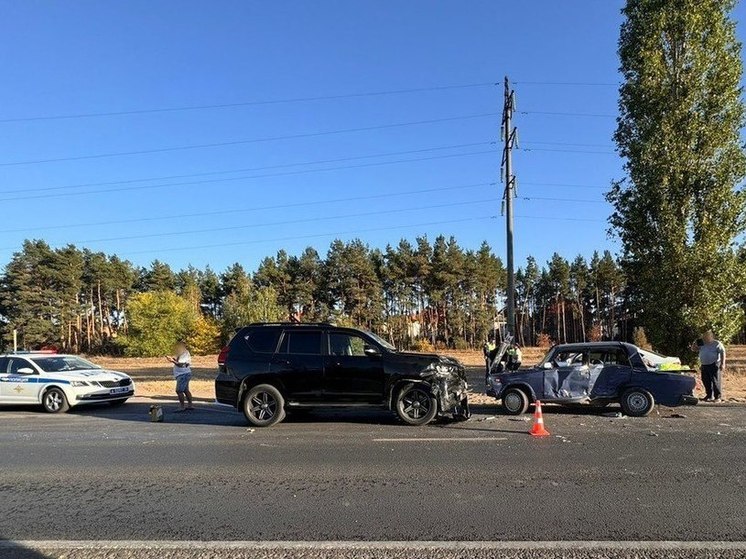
[167,341,193,412]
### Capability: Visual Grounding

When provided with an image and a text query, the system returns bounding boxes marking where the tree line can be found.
[0,236,674,357]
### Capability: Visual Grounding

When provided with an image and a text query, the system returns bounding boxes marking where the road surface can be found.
[0,399,744,558]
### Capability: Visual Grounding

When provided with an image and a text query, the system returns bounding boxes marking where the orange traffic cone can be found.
[529,400,551,437]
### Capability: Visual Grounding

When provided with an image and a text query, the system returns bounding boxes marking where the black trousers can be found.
[701,363,722,399]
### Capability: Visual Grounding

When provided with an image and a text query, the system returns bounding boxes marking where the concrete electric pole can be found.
[501,76,517,339]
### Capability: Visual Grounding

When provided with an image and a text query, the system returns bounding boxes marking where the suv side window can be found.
[329,333,367,356]
[280,331,322,355]
[0,357,9,373]
[244,329,281,353]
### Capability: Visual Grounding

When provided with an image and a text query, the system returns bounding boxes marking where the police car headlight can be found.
[70,381,90,387]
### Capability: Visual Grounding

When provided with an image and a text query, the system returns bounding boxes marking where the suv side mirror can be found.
[364,345,381,357]
[17,367,35,375]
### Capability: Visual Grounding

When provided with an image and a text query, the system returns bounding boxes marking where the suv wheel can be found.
[501,387,529,415]
[243,384,286,427]
[42,388,69,414]
[620,388,654,417]
[395,384,438,426]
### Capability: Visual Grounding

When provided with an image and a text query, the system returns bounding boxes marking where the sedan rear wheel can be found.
[42,388,69,414]
[243,384,286,427]
[396,384,438,426]
[620,388,654,417]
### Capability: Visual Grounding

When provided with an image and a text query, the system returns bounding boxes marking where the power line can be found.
[0,141,493,195]
[116,216,499,256]
[59,212,608,257]
[518,147,616,155]
[0,82,497,123]
[513,81,619,87]
[518,195,607,204]
[515,215,606,223]
[29,198,496,249]
[0,112,499,167]
[521,181,608,190]
[0,150,495,202]
[0,182,494,234]
[520,110,616,118]
[521,141,614,149]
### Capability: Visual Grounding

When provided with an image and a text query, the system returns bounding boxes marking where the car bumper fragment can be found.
[433,375,470,420]
[679,394,699,406]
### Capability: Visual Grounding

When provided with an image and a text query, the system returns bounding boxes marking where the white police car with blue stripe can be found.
[0,352,135,413]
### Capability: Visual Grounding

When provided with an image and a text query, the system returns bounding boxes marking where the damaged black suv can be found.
[215,323,469,427]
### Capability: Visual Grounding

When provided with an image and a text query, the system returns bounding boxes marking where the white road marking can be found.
[373,436,507,442]
[3,541,745,550]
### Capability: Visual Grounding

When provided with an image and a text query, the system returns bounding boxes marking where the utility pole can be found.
[501,76,517,339]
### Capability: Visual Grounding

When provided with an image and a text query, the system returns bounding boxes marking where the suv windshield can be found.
[30,356,101,372]
[364,331,396,351]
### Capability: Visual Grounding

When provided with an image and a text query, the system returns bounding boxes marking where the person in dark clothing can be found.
[691,330,726,402]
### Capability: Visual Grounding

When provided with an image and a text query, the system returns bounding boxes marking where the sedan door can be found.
[324,332,385,403]
[543,350,592,400]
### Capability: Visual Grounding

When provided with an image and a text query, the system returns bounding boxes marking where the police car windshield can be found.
[30,356,101,372]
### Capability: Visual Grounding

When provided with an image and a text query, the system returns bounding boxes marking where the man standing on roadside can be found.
[167,341,194,412]
[691,330,726,403]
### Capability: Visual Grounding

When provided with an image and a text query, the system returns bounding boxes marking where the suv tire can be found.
[242,384,286,427]
[395,383,438,426]
[620,388,654,417]
[501,387,529,415]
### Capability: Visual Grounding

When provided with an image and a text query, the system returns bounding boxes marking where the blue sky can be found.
[0,0,743,274]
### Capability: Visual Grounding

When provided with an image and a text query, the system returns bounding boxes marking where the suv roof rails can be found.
[246,322,335,327]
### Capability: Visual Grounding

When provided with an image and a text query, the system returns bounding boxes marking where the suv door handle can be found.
[272,358,290,366]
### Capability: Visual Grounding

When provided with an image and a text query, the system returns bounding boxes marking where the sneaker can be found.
[702,397,714,402]
[714,398,724,403]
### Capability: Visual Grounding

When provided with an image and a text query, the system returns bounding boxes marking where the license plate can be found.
[110,387,129,394]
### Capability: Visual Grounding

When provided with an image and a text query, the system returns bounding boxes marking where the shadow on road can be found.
[65,401,407,428]
[0,539,50,559]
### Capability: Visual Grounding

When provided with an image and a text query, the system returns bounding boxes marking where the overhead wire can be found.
[0,182,495,234]
[22,198,497,249]
[0,112,499,167]
[0,141,494,195]
[0,82,498,123]
[0,150,496,202]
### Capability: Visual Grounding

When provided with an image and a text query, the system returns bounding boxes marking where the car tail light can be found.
[217,346,230,366]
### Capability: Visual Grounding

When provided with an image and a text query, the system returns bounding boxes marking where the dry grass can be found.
[91,346,746,403]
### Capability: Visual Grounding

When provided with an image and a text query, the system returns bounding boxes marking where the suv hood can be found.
[389,351,466,379]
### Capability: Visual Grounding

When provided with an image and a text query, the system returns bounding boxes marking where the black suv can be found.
[215,323,470,427]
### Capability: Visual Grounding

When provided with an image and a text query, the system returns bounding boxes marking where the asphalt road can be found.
[0,398,744,557]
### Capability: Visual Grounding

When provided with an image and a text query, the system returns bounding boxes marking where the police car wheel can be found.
[42,388,69,414]
[109,398,128,407]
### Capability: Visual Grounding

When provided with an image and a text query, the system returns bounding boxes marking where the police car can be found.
[0,352,135,413]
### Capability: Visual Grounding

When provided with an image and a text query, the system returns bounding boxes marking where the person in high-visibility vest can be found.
[483,340,497,374]
[506,343,523,372]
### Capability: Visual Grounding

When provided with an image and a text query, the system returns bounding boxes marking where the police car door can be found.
[0,357,40,403]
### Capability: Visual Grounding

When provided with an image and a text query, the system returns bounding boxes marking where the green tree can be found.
[122,291,198,356]
[608,0,746,359]
[221,276,285,339]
